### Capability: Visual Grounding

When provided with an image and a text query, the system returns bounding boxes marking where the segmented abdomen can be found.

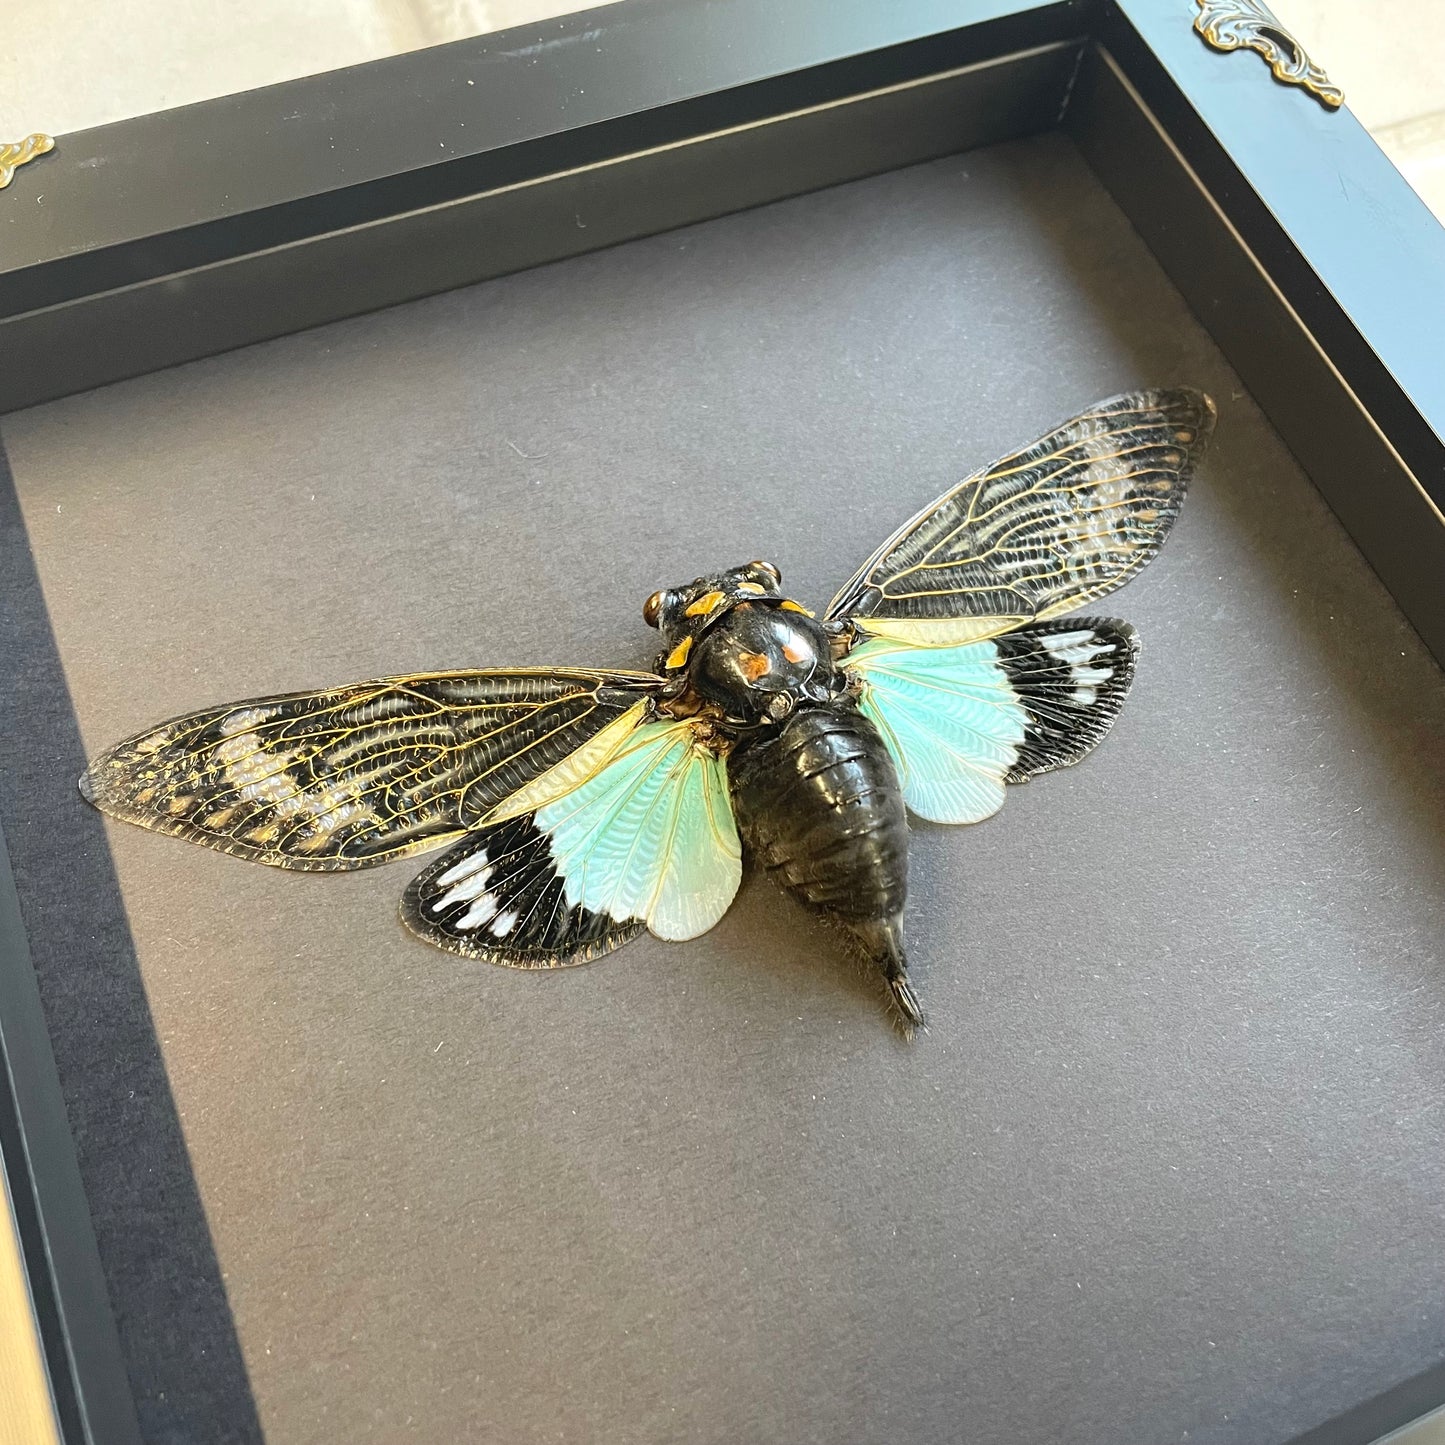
[728,703,907,921]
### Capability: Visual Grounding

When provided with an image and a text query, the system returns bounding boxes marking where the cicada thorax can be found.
[687,604,839,724]
[648,563,840,724]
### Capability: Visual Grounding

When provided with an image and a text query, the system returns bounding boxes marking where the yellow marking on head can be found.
[685,590,725,617]
[779,599,815,616]
[782,640,811,665]
[738,651,771,682]
[736,581,766,595]
[665,636,693,670]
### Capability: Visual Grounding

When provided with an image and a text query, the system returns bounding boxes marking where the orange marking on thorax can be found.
[738,651,771,682]
[782,640,811,665]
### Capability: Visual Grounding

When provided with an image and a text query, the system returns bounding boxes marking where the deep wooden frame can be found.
[1,2,1441,1440]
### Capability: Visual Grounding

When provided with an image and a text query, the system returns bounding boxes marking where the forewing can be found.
[401,715,741,966]
[827,389,1213,643]
[849,618,1139,823]
[79,669,661,870]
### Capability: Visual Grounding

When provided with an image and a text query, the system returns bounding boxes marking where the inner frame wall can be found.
[0,44,1079,413]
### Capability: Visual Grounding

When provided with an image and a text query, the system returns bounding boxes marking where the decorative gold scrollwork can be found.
[0,132,55,190]
[1194,0,1344,110]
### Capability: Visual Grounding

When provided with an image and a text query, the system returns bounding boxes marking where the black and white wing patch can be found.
[847,618,1139,824]
[401,814,644,968]
[400,712,743,967]
[994,619,1139,781]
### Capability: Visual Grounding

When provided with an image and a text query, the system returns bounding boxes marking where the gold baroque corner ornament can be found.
[1193,0,1344,110]
[0,132,55,190]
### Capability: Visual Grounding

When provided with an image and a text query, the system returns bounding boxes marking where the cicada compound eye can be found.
[749,560,782,587]
[643,589,673,629]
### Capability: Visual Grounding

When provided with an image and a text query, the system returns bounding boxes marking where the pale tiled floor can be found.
[0,0,1441,219]
[1272,0,1445,217]
[0,1,620,137]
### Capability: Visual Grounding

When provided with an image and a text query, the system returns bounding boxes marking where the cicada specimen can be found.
[81,389,1214,1032]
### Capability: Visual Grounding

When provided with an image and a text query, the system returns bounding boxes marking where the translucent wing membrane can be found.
[852,637,1026,823]
[402,717,742,966]
[79,669,661,870]
[827,389,1213,644]
[850,619,1138,823]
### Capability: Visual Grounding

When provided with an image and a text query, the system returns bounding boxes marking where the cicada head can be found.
[643,562,781,659]
[643,562,836,722]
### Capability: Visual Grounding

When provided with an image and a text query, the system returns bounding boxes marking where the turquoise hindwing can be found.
[533,720,742,941]
[849,619,1139,824]
[850,636,1028,824]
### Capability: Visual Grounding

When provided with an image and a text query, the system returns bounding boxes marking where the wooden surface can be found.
[0,1165,59,1445]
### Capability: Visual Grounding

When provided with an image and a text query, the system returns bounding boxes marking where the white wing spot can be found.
[1043,631,1116,706]
[1042,631,1111,665]
[213,731,377,841]
[1085,458,1133,508]
[489,911,518,937]
[457,894,499,930]
[436,866,495,909]
[218,705,277,737]
[436,848,490,886]
[217,732,301,808]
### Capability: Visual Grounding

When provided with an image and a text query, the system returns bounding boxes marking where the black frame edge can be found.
[0,0,1084,297]
[0,0,1087,408]
[1071,9,1445,666]
[0,37,1084,413]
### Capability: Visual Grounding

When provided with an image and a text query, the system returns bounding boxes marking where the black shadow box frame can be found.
[0,1,1442,1442]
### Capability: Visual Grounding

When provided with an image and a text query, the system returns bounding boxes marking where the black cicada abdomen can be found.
[728,703,923,1027]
